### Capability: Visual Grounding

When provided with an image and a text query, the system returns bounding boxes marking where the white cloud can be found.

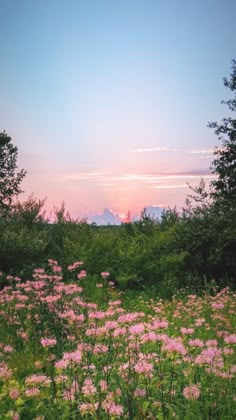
[149,184,189,189]
[63,171,108,181]
[150,203,168,208]
[114,173,215,183]
[61,170,216,191]
[189,148,215,154]
[132,147,169,153]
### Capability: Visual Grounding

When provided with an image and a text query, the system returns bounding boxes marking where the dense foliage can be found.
[0,197,234,297]
[0,131,26,212]
[210,59,236,208]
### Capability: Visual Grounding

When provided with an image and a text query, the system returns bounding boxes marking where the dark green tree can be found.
[0,131,26,211]
[209,60,236,209]
[182,61,236,285]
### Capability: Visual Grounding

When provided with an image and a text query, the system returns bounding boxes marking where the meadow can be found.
[0,260,235,419]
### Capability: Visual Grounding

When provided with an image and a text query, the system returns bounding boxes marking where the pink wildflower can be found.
[4,345,14,353]
[25,387,40,397]
[212,302,224,310]
[25,374,51,386]
[99,379,108,392]
[63,380,79,400]
[180,327,194,335]
[17,330,28,340]
[141,332,158,343]
[55,359,69,369]
[93,344,108,354]
[113,327,127,337]
[195,347,221,365]
[152,320,169,329]
[162,338,187,355]
[188,339,204,348]
[68,261,83,270]
[79,402,98,414]
[104,321,119,330]
[0,365,12,379]
[89,311,106,320]
[101,271,110,278]
[224,334,236,344]
[102,400,123,416]
[55,374,68,383]
[10,414,19,420]
[77,343,92,352]
[206,339,218,347]
[108,281,115,286]
[42,294,61,303]
[53,265,62,273]
[134,388,146,397]
[109,300,122,306]
[77,270,87,279]
[195,318,205,327]
[63,350,82,363]
[118,312,145,323]
[223,348,234,355]
[134,360,153,374]
[9,389,20,400]
[183,384,200,400]
[82,378,96,396]
[116,388,122,396]
[129,323,145,335]
[41,338,57,347]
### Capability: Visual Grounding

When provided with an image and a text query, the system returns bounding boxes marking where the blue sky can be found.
[0,0,235,218]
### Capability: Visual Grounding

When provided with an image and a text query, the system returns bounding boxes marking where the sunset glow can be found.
[1,0,235,220]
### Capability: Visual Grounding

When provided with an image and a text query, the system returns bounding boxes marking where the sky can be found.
[0,0,236,220]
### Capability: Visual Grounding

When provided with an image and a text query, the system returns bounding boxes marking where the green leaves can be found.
[0,131,26,212]
[210,60,236,208]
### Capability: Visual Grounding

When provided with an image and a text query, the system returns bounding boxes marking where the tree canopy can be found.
[209,60,236,209]
[0,131,26,211]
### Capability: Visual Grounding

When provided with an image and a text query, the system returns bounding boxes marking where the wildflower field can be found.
[0,260,235,419]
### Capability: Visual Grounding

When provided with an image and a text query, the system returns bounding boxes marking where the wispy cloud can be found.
[61,170,216,193]
[132,147,173,153]
[146,174,215,182]
[150,203,168,208]
[63,171,108,181]
[99,186,128,191]
[114,174,152,181]
[189,148,215,154]
[132,146,222,156]
[149,184,189,189]
[114,172,215,183]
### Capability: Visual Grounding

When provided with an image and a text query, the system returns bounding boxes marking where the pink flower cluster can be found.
[77,270,87,279]
[183,384,200,400]
[40,338,57,347]
[101,271,110,278]
[68,261,84,270]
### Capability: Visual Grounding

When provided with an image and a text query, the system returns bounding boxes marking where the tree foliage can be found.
[209,60,236,209]
[181,61,236,285]
[0,131,26,211]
